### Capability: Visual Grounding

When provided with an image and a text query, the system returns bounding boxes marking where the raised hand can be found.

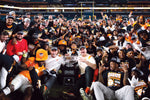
[121,62,129,73]
[99,64,108,74]
[128,75,139,88]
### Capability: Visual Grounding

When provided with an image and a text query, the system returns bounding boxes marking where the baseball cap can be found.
[41,22,46,26]
[17,31,24,35]
[131,68,141,75]
[99,36,105,41]
[9,11,15,15]
[51,47,58,51]
[36,49,48,61]
[13,55,19,63]
[6,15,14,20]
[24,18,30,23]
[44,42,49,45]
[26,12,30,15]
[118,33,124,37]
[34,16,39,19]
[126,42,132,46]
[22,15,27,19]
[79,46,86,50]
[71,41,77,44]
[96,47,103,52]
[110,57,120,64]
[122,19,127,23]
[131,35,137,40]
[32,33,38,39]
[41,18,45,20]
[126,48,134,54]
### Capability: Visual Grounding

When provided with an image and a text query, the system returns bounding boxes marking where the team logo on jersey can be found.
[39,53,43,57]
[108,79,114,86]
[62,41,65,43]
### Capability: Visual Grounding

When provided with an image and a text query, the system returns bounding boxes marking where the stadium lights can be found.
[0,5,20,9]
[0,5,150,10]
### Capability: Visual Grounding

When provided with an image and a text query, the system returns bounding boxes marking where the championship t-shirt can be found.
[103,70,124,90]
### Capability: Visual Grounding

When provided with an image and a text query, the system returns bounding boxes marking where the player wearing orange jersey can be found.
[0,49,48,100]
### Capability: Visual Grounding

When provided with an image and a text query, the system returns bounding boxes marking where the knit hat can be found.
[110,57,120,64]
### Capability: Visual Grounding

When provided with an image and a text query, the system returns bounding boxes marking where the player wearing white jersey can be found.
[40,47,64,99]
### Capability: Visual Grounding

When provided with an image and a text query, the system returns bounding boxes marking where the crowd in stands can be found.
[0,10,149,100]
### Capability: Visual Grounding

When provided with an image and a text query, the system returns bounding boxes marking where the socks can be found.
[85,87,90,94]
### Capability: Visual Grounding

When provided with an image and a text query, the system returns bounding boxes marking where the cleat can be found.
[79,88,93,100]
[40,85,49,100]
[63,91,75,97]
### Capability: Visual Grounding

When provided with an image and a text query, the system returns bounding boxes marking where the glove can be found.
[128,75,139,88]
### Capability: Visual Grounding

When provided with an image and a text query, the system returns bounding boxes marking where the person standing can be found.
[28,23,46,44]
[13,18,31,41]
[0,15,16,38]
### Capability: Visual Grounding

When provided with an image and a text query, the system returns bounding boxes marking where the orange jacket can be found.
[19,57,45,83]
